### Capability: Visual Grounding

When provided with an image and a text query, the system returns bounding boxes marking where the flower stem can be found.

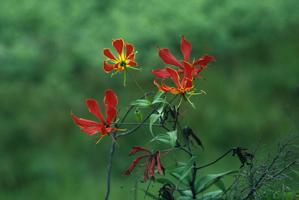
[104,138,116,200]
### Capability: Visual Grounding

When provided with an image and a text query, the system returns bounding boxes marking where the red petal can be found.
[159,48,182,67]
[103,61,114,72]
[149,157,156,177]
[194,55,215,67]
[124,155,147,175]
[81,126,101,135]
[166,67,181,88]
[144,159,150,182]
[127,60,137,67]
[103,48,116,60]
[71,113,100,127]
[193,66,204,76]
[129,147,151,155]
[86,99,105,124]
[105,106,117,124]
[127,53,135,60]
[181,35,192,61]
[125,43,134,57]
[104,90,118,108]
[154,80,174,93]
[153,80,163,91]
[112,39,124,56]
[182,62,193,89]
[152,68,171,78]
[156,151,164,175]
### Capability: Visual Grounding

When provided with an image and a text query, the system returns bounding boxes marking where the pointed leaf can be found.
[149,113,160,137]
[195,170,237,194]
[198,190,223,200]
[131,99,151,108]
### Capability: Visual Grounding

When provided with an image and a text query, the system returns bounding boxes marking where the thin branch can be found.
[104,138,117,200]
[113,122,163,127]
[196,149,233,170]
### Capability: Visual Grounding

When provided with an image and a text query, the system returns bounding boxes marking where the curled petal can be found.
[103,48,116,60]
[144,159,150,182]
[181,35,192,61]
[129,147,151,155]
[113,39,124,56]
[86,99,105,124]
[193,66,204,76]
[152,68,171,78]
[154,80,177,93]
[194,55,215,67]
[156,151,164,175]
[124,155,148,175]
[159,48,182,67]
[103,61,114,72]
[149,157,156,177]
[125,43,134,57]
[104,90,118,108]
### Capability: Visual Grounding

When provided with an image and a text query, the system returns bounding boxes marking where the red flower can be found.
[124,147,164,182]
[103,38,137,73]
[153,62,193,95]
[153,35,215,78]
[71,89,118,143]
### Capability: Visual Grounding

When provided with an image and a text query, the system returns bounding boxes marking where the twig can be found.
[196,149,233,170]
[104,139,117,200]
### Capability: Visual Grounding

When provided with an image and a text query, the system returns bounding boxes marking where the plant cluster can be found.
[71,36,298,200]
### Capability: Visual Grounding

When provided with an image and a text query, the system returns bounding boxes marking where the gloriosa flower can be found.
[71,89,118,143]
[103,38,137,73]
[153,35,215,78]
[153,61,193,95]
[124,147,164,182]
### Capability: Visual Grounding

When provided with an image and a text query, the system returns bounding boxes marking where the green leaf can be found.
[134,107,143,122]
[170,156,197,182]
[177,197,193,200]
[140,189,157,199]
[149,113,160,137]
[167,130,177,147]
[197,190,223,200]
[152,91,167,105]
[150,130,177,147]
[131,99,151,107]
[195,170,237,194]
[214,179,226,191]
[180,189,193,197]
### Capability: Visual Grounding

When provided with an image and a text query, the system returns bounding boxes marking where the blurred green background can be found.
[1,0,299,199]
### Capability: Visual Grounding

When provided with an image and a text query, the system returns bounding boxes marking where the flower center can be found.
[120,60,127,67]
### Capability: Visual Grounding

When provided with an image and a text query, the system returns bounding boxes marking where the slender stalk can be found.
[196,149,233,170]
[103,93,153,200]
[112,122,163,127]
[104,139,116,200]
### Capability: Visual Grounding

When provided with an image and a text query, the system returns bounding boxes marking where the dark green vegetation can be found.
[0,0,298,199]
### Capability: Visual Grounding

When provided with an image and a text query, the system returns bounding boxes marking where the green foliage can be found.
[1,0,299,199]
[151,130,177,147]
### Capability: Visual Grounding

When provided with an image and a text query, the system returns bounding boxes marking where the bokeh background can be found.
[1,0,299,199]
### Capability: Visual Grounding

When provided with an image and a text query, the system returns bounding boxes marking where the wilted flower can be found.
[124,147,164,182]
